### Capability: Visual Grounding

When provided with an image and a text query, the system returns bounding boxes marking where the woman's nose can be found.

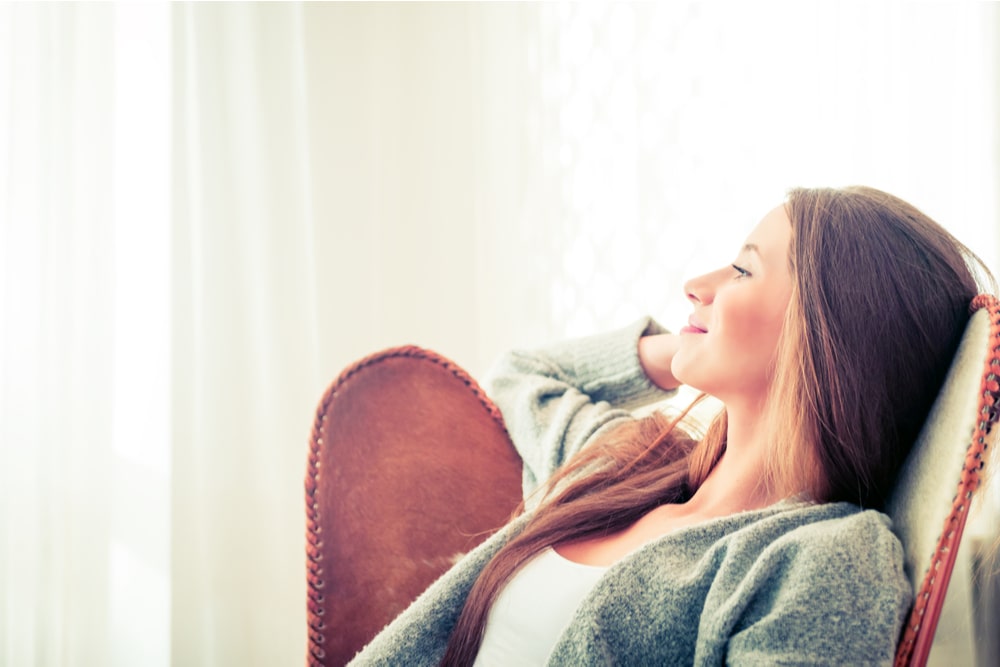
[684,271,715,305]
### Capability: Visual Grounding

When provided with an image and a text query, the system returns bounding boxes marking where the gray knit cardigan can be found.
[348,318,913,666]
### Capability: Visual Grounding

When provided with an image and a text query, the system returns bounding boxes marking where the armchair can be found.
[305,295,999,666]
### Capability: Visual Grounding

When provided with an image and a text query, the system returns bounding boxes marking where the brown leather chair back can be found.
[305,346,523,666]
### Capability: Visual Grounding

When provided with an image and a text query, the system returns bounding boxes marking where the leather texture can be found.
[305,346,523,666]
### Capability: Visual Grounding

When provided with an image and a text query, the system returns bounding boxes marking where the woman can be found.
[349,186,992,666]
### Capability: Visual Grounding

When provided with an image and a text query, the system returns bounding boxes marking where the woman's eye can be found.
[732,264,751,279]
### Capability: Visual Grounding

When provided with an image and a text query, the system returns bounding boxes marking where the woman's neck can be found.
[686,403,782,516]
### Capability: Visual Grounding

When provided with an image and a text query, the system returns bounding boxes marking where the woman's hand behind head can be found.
[638,332,684,391]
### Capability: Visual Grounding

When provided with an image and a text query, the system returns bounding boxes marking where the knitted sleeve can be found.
[712,510,912,666]
[482,317,676,500]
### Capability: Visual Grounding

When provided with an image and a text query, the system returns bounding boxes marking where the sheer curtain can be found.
[1,3,170,665]
[171,4,318,662]
[2,2,998,665]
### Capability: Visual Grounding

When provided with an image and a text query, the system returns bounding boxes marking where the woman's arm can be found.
[483,317,680,499]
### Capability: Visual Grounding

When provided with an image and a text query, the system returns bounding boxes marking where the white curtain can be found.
[1,3,171,666]
[171,3,318,663]
[2,2,997,665]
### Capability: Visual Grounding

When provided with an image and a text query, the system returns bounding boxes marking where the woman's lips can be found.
[681,317,708,334]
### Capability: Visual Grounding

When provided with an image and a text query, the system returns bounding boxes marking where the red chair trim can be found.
[894,294,1000,667]
[304,346,509,666]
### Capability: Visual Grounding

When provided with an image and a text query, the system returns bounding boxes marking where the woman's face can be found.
[671,204,794,406]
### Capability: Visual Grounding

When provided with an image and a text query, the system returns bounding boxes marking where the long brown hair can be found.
[440,186,992,665]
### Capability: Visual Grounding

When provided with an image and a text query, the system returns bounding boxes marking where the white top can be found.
[473,547,609,667]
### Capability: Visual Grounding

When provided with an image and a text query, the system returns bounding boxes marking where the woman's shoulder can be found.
[745,500,903,556]
[622,500,905,584]
[696,500,909,589]
[776,501,901,547]
[740,501,910,596]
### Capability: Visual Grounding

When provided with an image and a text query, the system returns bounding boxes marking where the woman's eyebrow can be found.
[741,243,761,256]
